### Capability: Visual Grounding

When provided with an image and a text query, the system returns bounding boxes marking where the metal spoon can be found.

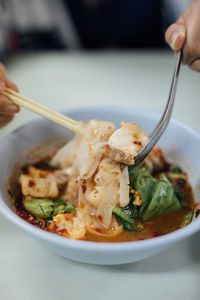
[134,50,182,166]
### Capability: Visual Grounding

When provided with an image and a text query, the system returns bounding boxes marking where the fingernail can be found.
[5,105,19,114]
[171,32,180,50]
[171,30,185,50]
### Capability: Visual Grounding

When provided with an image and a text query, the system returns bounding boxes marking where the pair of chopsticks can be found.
[4,88,79,132]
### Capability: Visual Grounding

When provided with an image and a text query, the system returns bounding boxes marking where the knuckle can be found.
[187,42,200,58]
[190,59,200,72]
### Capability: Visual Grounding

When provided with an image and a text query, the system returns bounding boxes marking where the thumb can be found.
[165,23,186,51]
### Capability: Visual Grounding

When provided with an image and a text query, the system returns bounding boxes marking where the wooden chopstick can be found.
[4,88,79,132]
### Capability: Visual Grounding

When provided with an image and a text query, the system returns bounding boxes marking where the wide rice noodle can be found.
[50,120,131,239]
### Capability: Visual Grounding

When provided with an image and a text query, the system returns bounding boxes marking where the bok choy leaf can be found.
[113,205,140,232]
[129,165,181,221]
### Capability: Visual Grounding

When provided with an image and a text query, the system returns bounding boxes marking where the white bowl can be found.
[0,106,200,265]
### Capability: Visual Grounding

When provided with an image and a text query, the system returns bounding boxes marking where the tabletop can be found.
[0,51,200,300]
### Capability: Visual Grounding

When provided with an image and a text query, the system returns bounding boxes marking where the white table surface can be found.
[0,51,200,300]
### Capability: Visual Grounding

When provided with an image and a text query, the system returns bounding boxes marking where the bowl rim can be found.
[0,105,200,252]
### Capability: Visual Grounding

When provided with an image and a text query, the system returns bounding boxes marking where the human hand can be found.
[165,0,200,72]
[0,62,19,128]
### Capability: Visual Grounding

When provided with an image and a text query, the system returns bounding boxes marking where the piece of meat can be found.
[28,166,68,185]
[105,122,148,165]
[28,166,52,178]
[48,211,87,239]
[19,174,59,198]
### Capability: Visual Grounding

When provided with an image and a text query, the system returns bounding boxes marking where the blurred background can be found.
[1,0,200,139]
[0,0,194,59]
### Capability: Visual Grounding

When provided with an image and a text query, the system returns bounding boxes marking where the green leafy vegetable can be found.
[24,198,54,218]
[64,203,76,213]
[122,195,139,219]
[129,165,182,222]
[113,206,134,224]
[112,205,140,232]
[53,198,65,215]
[130,166,157,215]
[129,165,152,187]
[54,199,76,214]
[24,197,76,219]
[118,220,139,232]
[129,165,157,216]
[141,174,181,221]
[180,212,193,228]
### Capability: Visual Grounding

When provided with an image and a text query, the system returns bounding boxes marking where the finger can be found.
[6,79,19,92]
[190,58,200,72]
[0,94,20,114]
[5,79,20,112]
[181,5,200,66]
[0,62,7,79]
[165,23,186,51]
[0,63,7,93]
[0,114,14,128]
